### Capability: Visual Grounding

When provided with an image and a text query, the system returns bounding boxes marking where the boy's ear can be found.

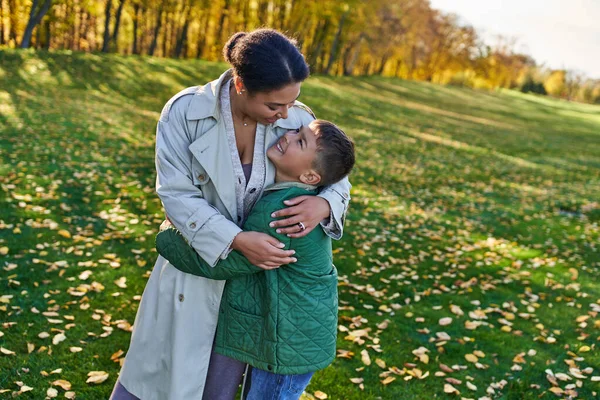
[299,170,321,186]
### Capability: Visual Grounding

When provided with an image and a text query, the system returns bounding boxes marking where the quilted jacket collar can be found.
[264,181,318,192]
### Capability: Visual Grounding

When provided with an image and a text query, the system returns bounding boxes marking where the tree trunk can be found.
[257,0,269,24]
[323,10,348,75]
[20,0,53,48]
[111,0,126,51]
[73,3,81,50]
[81,9,90,51]
[35,18,41,48]
[276,0,287,30]
[66,1,74,49]
[195,9,209,59]
[132,3,140,54]
[175,5,191,58]
[0,0,4,45]
[101,0,112,52]
[162,11,170,56]
[240,0,250,31]
[215,0,230,47]
[8,0,18,44]
[148,5,164,56]
[90,13,97,51]
[308,19,330,73]
[343,34,364,76]
[377,52,390,75]
[44,17,50,49]
[394,59,402,77]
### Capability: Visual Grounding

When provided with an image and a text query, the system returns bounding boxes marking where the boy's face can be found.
[267,122,321,185]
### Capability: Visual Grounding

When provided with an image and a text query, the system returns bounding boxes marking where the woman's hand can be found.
[269,196,331,238]
[232,231,297,270]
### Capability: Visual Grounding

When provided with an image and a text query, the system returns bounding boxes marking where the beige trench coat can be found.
[119,70,351,400]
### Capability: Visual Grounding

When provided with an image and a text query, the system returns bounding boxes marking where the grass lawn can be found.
[0,49,599,399]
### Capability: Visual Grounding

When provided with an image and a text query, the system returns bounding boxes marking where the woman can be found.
[110,29,350,400]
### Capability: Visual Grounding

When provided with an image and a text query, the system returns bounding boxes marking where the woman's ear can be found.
[233,76,246,94]
[299,170,321,186]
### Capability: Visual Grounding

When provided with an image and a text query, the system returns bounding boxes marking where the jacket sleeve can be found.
[318,176,352,240]
[156,227,263,280]
[155,94,241,267]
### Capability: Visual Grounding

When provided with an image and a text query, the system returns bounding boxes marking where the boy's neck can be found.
[274,173,298,184]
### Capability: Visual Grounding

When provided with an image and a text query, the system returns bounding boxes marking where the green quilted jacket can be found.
[156,182,338,375]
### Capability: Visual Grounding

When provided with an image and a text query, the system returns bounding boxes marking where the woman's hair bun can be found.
[223,32,247,64]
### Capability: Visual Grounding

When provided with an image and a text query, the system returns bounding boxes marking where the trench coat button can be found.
[197,174,206,181]
[189,222,197,229]
[178,294,184,302]
[342,192,349,199]
[267,365,273,371]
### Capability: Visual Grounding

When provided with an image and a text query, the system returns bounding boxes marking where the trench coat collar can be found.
[186,70,232,121]
[185,69,306,130]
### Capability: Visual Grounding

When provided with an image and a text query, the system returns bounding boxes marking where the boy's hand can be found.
[270,196,330,238]
[232,231,296,269]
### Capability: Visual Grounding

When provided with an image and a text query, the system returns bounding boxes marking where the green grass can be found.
[1,49,599,399]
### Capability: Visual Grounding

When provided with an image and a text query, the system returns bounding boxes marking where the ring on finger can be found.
[297,221,306,231]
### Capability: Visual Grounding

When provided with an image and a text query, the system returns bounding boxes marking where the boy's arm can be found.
[156,227,263,280]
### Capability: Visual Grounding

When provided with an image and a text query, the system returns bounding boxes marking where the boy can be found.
[156,119,355,399]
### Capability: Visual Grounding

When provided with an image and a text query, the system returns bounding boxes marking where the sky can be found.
[429,0,600,79]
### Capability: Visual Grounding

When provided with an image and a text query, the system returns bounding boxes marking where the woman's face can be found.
[242,82,302,125]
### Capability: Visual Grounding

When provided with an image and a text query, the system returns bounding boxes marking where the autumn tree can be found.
[20,0,53,48]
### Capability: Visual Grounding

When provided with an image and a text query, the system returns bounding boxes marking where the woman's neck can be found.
[229,84,250,124]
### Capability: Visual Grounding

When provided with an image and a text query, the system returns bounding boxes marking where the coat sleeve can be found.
[156,227,262,280]
[155,93,242,267]
[318,176,352,240]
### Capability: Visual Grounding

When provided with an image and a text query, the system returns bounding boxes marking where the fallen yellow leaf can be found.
[361,349,371,366]
[443,383,459,394]
[381,376,396,385]
[52,333,66,345]
[86,371,109,384]
[52,379,72,390]
[58,230,71,238]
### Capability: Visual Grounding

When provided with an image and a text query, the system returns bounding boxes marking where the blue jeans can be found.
[245,367,314,400]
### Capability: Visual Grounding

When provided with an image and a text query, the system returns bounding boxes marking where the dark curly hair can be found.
[223,29,310,94]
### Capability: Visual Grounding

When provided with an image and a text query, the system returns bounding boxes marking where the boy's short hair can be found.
[311,120,355,187]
